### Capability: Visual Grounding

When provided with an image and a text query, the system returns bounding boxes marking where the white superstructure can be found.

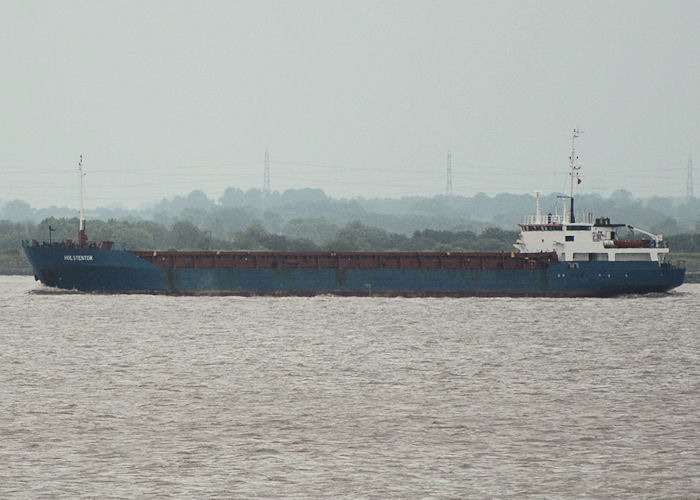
[515,214,669,262]
[514,130,670,263]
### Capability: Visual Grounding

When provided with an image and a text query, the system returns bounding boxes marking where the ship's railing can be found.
[522,214,565,224]
[24,238,114,250]
[603,239,667,249]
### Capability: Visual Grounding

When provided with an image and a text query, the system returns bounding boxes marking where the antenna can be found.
[567,129,583,223]
[78,155,88,245]
[569,128,583,199]
[687,155,694,200]
[263,148,271,195]
[446,150,453,196]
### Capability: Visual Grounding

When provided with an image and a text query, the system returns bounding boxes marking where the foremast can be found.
[78,155,88,246]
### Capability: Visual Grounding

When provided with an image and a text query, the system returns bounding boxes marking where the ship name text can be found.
[64,255,94,261]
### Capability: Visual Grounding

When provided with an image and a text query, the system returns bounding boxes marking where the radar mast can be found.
[567,129,583,222]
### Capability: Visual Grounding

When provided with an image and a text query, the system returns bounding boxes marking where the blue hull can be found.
[22,243,685,297]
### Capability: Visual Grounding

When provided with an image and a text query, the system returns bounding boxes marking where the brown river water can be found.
[1,276,698,498]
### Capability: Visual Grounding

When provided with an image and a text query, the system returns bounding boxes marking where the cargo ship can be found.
[22,132,685,296]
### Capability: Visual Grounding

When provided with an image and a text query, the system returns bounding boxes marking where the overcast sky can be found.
[1,0,698,209]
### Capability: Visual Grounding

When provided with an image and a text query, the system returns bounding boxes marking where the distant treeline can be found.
[2,187,700,237]
[2,218,518,252]
[3,217,700,253]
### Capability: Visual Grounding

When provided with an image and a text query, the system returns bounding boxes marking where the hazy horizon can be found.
[2,1,698,210]
[1,182,696,215]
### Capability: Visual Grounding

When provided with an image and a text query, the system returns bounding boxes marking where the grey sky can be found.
[1,0,698,209]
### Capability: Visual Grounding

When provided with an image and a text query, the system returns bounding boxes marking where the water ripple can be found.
[1,276,698,497]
